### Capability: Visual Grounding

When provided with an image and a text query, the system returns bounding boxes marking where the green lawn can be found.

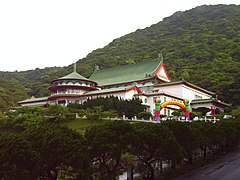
[62,118,107,131]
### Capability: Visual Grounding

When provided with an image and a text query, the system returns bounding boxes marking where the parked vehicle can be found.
[223,115,234,119]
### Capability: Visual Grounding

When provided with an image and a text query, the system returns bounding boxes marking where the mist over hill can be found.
[0,4,239,110]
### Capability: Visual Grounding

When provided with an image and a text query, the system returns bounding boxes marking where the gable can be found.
[153,63,172,82]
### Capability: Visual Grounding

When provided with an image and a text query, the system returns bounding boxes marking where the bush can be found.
[137,111,152,120]
[65,113,76,121]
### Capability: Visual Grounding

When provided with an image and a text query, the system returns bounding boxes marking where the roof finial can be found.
[74,62,77,72]
[158,52,163,61]
[94,64,99,72]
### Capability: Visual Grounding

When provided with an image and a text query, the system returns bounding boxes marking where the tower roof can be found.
[58,71,89,81]
[51,70,97,85]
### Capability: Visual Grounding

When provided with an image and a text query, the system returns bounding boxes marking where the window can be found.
[144,98,147,103]
[164,109,167,115]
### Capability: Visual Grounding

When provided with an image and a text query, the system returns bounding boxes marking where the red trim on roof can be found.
[136,92,183,101]
[153,62,172,82]
[48,95,81,101]
[48,85,98,92]
[125,86,142,94]
[84,90,126,97]
[84,86,140,97]
[213,100,228,108]
[191,99,228,108]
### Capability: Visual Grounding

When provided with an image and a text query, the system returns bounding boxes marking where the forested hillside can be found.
[0,4,239,110]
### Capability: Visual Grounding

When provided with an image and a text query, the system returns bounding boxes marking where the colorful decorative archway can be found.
[154,98,190,120]
[160,100,186,111]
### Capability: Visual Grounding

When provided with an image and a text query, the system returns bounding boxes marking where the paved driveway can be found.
[175,147,240,180]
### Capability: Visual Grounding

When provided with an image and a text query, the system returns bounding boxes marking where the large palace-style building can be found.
[18,55,229,116]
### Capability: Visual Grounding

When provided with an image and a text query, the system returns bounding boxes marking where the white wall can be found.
[154,84,212,102]
[87,89,137,101]
[182,85,212,102]
[20,101,47,107]
[154,84,183,97]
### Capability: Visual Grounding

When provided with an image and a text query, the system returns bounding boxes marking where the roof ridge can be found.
[152,59,163,75]
[59,71,88,80]
[91,58,160,73]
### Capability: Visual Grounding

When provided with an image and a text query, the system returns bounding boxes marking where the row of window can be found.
[56,89,83,94]
[53,81,95,87]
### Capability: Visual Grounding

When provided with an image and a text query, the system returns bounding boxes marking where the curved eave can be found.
[191,99,230,108]
[155,76,171,83]
[51,78,98,86]
[18,99,48,105]
[48,85,98,92]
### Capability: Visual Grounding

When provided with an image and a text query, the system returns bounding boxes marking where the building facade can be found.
[18,56,228,116]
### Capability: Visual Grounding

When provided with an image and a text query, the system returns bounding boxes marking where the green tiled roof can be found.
[18,96,48,103]
[191,98,215,103]
[58,71,89,81]
[84,85,135,95]
[89,58,162,86]
[191,98,230,106]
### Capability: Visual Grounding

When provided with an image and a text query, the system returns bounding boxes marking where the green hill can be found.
[0,4,239,110]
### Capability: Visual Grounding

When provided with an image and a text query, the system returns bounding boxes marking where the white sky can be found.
[0,0,239,72]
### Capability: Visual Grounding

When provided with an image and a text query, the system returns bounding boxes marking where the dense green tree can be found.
[85,121,134,179]
[197,122,225,160]
[0,133,39,180]
[130,122,180,179]
[163,121,203,164]
[24,124,90,179]
[70,96,146,119]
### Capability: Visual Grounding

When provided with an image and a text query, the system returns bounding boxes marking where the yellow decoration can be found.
[160,100,186,111]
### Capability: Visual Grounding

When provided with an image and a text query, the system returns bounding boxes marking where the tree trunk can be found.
[160,160,163,173]
[171,159,176,170]
[188,154,193,164]
[149,168,155,180]
[127,167,133,180]
[202,146,207,160]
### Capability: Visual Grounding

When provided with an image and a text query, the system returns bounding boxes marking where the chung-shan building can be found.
[18,55,229,116]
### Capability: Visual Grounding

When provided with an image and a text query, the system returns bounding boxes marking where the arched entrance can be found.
[160,100,186,111]
[154,99,190,120]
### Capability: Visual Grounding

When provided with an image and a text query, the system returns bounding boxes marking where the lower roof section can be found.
[191,98,230,107]
[18,86,141,104]
[18,96,49,105]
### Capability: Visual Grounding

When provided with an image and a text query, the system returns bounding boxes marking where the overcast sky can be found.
[0,0,239,72]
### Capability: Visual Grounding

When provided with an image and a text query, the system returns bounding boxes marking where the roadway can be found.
[175,147,240,180]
